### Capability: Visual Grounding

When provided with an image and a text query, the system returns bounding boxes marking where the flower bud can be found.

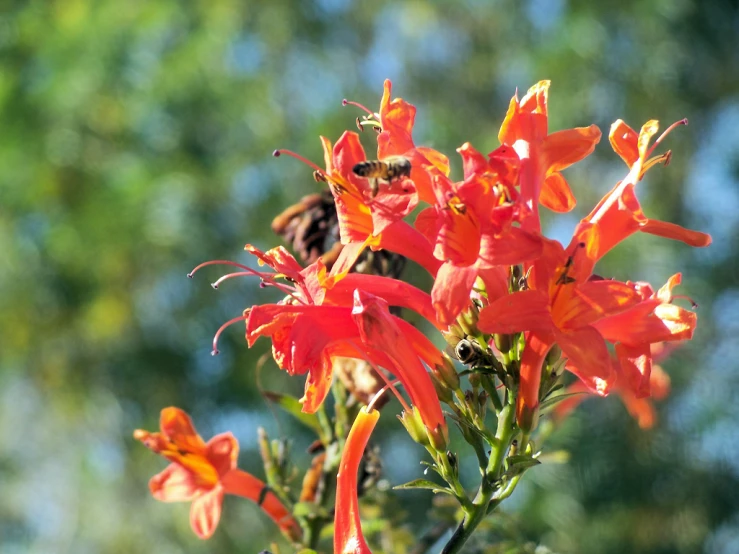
[443,324,465,346]
[546,344,562,366]
[517,402,540,435]
[429,369,454,404]
[494,333,512,354]
[398,408,429,446]
[435,353,461,391]
[426,423,449,452]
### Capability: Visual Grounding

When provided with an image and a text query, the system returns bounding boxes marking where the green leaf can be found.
[539,391,589,413]
[393,478,454,495]
[261,391,323,436]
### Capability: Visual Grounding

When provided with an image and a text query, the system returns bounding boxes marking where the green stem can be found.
[441,402,516,553]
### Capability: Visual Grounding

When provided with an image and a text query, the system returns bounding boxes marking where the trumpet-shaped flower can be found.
[572,119,711,277]
[134,407,301,541]
[334,407,380,554]
[478,234,641,420]
[594,273,696,397]
[498,80,602,233]
[416,142,542,324]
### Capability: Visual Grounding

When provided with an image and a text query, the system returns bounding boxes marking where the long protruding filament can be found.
[647,118,688,158]
[273,149,324,174]
[342,98,373,115]
[346,339,412,413]
[211,314,250,355]
[211,271,256,289]
[367,379,401,412]
[188,259,253,278]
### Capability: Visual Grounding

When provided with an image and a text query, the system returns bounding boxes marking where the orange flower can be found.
[416,142,541,324]
[318,132,442,278]
[555,345,673,429]
[594,273,696,397]
[134,407,301,541]
[334,407,380,554]
[572,119,710,276]
[498,80,601,233]
[477,236,640,421]
[351,289,447,440]
[377,79,451,204]
[199,245,445,414]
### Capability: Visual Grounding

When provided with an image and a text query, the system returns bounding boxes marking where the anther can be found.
[272,149,280,157]
[211,283,219,290]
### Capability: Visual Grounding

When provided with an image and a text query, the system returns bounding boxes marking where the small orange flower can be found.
[416,142,541,324]
[377,79,451,204]
[572,119,710,276]
[134,407,301,541]
[594,273,696,397]
[498,80,601,233]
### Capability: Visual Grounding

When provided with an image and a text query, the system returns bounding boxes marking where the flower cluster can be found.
[135,80,710,552]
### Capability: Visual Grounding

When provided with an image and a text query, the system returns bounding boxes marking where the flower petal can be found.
[557,327,614,395]
[477,290,552,334]
[539,171,576,213]
[149,463,199,502]
[206,433,239,477]
[431,262,478,326]
[189,486,224,539]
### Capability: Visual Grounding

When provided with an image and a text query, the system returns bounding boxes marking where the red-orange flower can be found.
[351,289,447,440]
[334,407,380,554]
[572,119,711,277]
[319,131,441,278]
[594,273,696,397]
[134,407,301,541]
[377,79,451,204]
[478,234,640,421]
[416,142,541,324]
[498,80,601,233]
[555,344,673,429]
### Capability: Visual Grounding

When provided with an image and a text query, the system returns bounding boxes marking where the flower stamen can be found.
[211,313,250,355]
[273,149,324,174]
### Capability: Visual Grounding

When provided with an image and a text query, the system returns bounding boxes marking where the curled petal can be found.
[149,463,199,503]
[189,486,224,540]
[609,120,640,166]
[539,171,576,213]
[205,433,239,477]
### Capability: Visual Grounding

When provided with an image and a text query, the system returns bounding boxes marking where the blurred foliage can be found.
[1,0,738,552]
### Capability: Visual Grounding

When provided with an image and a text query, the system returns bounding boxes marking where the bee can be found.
[352,155,412,197]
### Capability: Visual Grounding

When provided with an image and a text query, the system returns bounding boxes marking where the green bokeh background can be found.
[1,0,737,552]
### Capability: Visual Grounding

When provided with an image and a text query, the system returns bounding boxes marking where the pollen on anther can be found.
[211,349,220,356]
[211,283,219,290]
[187,272,194,279]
